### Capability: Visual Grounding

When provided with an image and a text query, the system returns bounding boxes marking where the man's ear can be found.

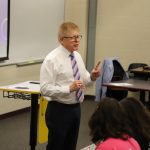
[59,37,63,44]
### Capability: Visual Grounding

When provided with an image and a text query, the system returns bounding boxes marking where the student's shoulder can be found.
[96,138,116,150]
[96,138,128,150]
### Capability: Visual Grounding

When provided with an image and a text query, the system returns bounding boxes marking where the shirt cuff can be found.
[63,85,70,93]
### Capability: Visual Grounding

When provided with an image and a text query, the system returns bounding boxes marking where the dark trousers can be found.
[45,101,81,150]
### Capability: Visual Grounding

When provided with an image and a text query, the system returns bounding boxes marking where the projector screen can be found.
[0,0,9,61]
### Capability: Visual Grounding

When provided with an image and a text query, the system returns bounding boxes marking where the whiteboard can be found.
[0,0,64,65]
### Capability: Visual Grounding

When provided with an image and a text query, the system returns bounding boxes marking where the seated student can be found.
[88,97,141,150]
[120,97,150,150]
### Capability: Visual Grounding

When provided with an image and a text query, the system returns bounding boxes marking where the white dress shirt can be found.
[40,45,92,104]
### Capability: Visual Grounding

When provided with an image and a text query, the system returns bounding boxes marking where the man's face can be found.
[59,30,82,52]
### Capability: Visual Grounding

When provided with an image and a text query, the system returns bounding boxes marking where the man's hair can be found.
[58,22,79,38]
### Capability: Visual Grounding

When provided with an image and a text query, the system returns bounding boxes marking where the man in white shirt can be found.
[40,22,100,150]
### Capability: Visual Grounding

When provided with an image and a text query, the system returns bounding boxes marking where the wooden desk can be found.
[103,79,150,91]
[0,81,40,150]
[103,79,150,108]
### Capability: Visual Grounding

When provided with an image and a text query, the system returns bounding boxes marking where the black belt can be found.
[49,100,80,108]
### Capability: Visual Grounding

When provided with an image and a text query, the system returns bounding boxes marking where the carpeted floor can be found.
[0,98,98,150]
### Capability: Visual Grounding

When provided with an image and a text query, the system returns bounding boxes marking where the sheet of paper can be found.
[112,83,133,86]
[80,144,96,150]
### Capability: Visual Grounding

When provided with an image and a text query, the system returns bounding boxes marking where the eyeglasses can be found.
[63,35,82,41]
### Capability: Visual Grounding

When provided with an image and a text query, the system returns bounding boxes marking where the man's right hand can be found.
[70,80,85,92]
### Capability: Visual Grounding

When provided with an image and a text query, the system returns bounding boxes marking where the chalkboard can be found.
[0,0,64,65]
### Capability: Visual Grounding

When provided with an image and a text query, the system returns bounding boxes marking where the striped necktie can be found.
[70,53,84,102]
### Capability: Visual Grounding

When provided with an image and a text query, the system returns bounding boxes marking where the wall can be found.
[0,0,63,115]
[65,0,150,97]
[65,0,88,62]
[0,0,64,115]
[65,0,95,95]
[95,0,150,69]
[0,0,89,115]
[94,0,150,99]
[1,0,150,114]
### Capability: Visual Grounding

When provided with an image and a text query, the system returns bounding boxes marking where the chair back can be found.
[128,63,148,70]
[128,63,148,79]
[106,60,128,100]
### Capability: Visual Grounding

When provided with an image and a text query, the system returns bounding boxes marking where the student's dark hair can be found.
[89,97,131,143]
[120,97,150,141]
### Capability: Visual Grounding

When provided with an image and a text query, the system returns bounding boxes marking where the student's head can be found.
[89,97,131,143]
[58,22,82,52]
[120,97,150,140]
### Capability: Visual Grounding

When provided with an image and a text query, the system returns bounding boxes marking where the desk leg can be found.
[146,91,150,110]
[30,94,39,150]
[140,91,145,104]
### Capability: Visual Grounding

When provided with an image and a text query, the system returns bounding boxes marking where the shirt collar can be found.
[59,44,74,57]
